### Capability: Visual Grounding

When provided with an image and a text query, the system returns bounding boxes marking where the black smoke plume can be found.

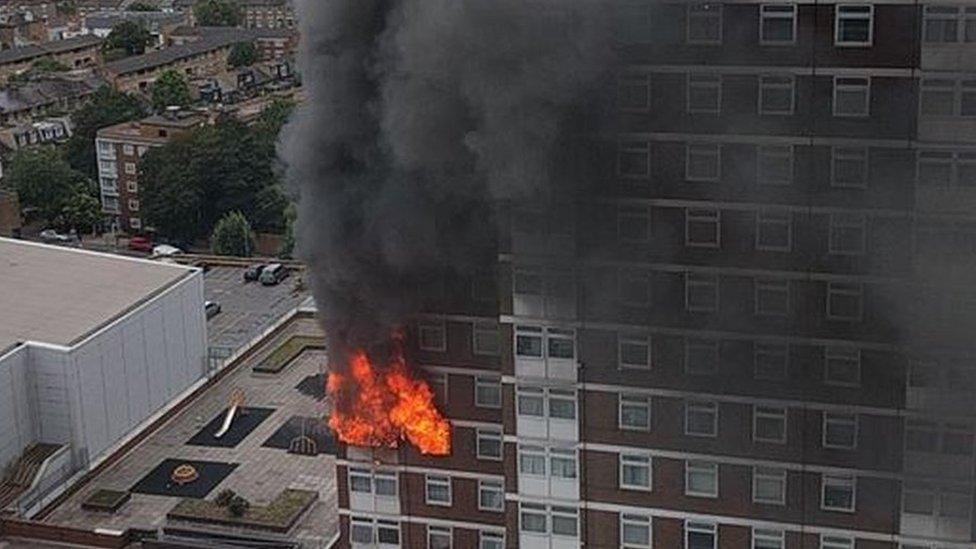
[281,0,618,358]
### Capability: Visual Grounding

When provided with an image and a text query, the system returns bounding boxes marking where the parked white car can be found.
[152,244,183,257]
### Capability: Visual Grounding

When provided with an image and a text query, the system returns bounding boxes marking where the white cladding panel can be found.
[0,345,37,468]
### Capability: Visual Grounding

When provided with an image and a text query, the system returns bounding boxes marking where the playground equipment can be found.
[214,389,246,439]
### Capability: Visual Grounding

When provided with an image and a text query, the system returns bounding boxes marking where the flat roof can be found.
[0,238,195,352]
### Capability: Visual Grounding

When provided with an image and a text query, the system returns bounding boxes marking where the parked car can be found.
[128,236,153,252]
[259,263,288,286]
[152,244,183,257]
[39,229,71,243]
[243,264,267,282]
[204,301,222,319]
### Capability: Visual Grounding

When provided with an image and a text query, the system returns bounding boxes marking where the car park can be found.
[259,263,288,286]
[243,264,267,282]
[204,301,222,319]
[39,229,72,243]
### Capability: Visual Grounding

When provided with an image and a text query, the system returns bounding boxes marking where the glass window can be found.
[619,205,651,242]
[753,467,787,505]
[619,72,651,112]
[351,518,374,544]
[551,506,578,537]
[619,334,651,369]
[515,326,543,357]
[833,77,870,116]
[821,475,856,511]
[619,141,650,177]
[921,78,956,116]
[377,520,399,544]
[685,208,721,247]
[478,480,504,512]
[686,143,721,181]
[349,468,371,493]
[688,73,722,113]
[621,514,652,548]
[687,3,722,44]
[520,503,547,533]
[823,412,858,449]
[479,532,504,549]
[620,453,652,490]
[832,147,868,188]
[473,323,500,356]
[547,329,575,359]
[550,449,577,479]
[759,75,795,115]
[902,484,935,515]
[686,272,719,312]
[425,474,451,505]
[475,376,501,408]
[754,406,787,443]
[685,400,718,437]
[757,145,794,186]
[375,472,397,496]
[428,526,451,549]
[825,346,861,386]
[418,321,447,352]
[477,428,502,460]
[835,4,873,45]
[760,4,797,44]
[620,394,652,430]
[686,461,719,497]
[755,278,790,317]
[618,269,651,305]
[821,536,854,549]
[756,209,792,251]
[517,386,544,417]
[755,343,789,380]
[124,162,136,175]
[685,338,719,375]
[548,389,577,420]
[828,214,866,255]
[924,5,960,42]
[827,282,864,321]
[753,528,785,549]
[519,445,547,476]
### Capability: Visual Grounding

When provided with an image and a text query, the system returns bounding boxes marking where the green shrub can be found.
[215,489,236,507]
[228,495,250,517]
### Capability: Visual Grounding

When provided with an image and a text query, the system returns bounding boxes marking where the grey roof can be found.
[0,238,195,352]
[170,25,294,40]
[0,74,104,114]
[104,34,233,74]
[85,10,186,32]
[0,35,102,66]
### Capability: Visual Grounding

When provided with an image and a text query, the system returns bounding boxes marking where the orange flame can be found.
[327,346,451,455]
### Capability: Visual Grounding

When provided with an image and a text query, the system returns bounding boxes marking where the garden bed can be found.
[81,489,130,513]
[252,335,325,374]
[167,489,318,533]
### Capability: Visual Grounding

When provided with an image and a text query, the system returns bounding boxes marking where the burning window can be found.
[753,406,787,444]
[685,400,719,437]
[821,474,856,511]
[752,467,787,505]
[685,461,719,497]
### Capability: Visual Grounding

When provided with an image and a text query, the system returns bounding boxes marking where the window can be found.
[754,406,787,443]
[123,162,136,175]
[98,160,117,175]
[755,278,790,317]
[621,514,652,548]
[760,4,797,44]
[129,217,141,230]
[137,145,148,157]
[473,323,500,356]
[97,141,114,155]
[685,338,719,375]
[833,77,870,117]
[828,214,866,255]
[832,147,869,189]
[619,394,651,431]
[551,506,578,537]
[824,346,861,386]
[835,4,873,46]
[757,145,793,186]
[425,474,451,506]
[618,269,651,306]
[418,321,447,351]
[619,334,651,369]
[903,484,935,515]
[122,144,134,156]
[350,517,374,544]
[476,428,502,460]
[754,343,788,380]
[759,75,795,115]
[618,205,651,242]
[821,536,854,549]
[478,480,504,512]
[687,3,722,44]
[428,526,451,549]
[374,471,396,496]
[685,461,719,497]
[128,199,140,212]
[619,72,651,112]
[686,272,719,312]
[520,502,547,533]
[479,532,504,549]
[686,143,721,181]
[126,180,138,193]
[753,528,785,549]
[923,5,976,43]
[821,474,856,511]
[519,445,546,476]
[827,282,864,321]
[517,386,544,417]
[519,504,578,538]
[619,141,650,177]
[549,390,577,420]
[351,517,399,546]
[620,453,652,490]
[753,467,787,505]
[550,448,578,480]
[515,326,576,360]
[917,150,976,189]
[687,73,722,113]
[475,377,501,408]
[686,208,721,248]
[349,468,371,493]
[921,78,957,116]
[823,412,858,449]
[515,325,543,357]
[685,400,718,437]
[686,521,717,549]
[755,209,792,251]
[548,329,575,359]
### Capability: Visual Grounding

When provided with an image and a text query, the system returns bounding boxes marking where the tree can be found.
[61,185,103,234]
[193,0,240,27]
[150,70,192,112]
[139,138,205,245]
[211,211,254,257]
[102,20,152,57]
[66,86,145,179]
[5,147,93,227]
[128,2,159,11]
[227,41,256,68]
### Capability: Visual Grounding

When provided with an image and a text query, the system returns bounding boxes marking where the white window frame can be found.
[685,272,719,313]
[619,453,653,491]
[474,376,502,408]
[124,162,136,175]
[618,333,652,369]
[620,513,653,548]
[754,342,789,380]
[418,320,447,352]
[824,346,861,386]
[755,278,790,317]
[832,76,871,117]
[618,140,651,178]
[476,428,503,461]
[757,144,794,186]
[127,199,140,212]
[823,412,858,449]
[479,531,504,549]
[122,143,134,156]
[473,322,501,356]
[923,5,976,44]
[685,400,719,438]
[619,393,652,431]
[828,214,867,256]
[550,505,579,538]
[826,282,864,321]
[916,149,976,189]
[753,528,785,549]
[685,208,721,248]
[834,4,874,47]
[519,502,548,534]
[687,2,723,44]
[618,72,652,113]
[831,147,868,189]
[758,75,795,115]
[759,4,797,45]
[755,209,793,252]
[129,217,141,230]
[685,461,719,498]
[686,521,718,549]
[753,405,787,444]
[687,73,722,114]
[424,474,452,506]
[478,479,505,512]
[126,180,138,193]
[752,467,787,505]
[685,143,721,182]
[821,535,854,549]
[428,526,452,549]
[821,474,856,512]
